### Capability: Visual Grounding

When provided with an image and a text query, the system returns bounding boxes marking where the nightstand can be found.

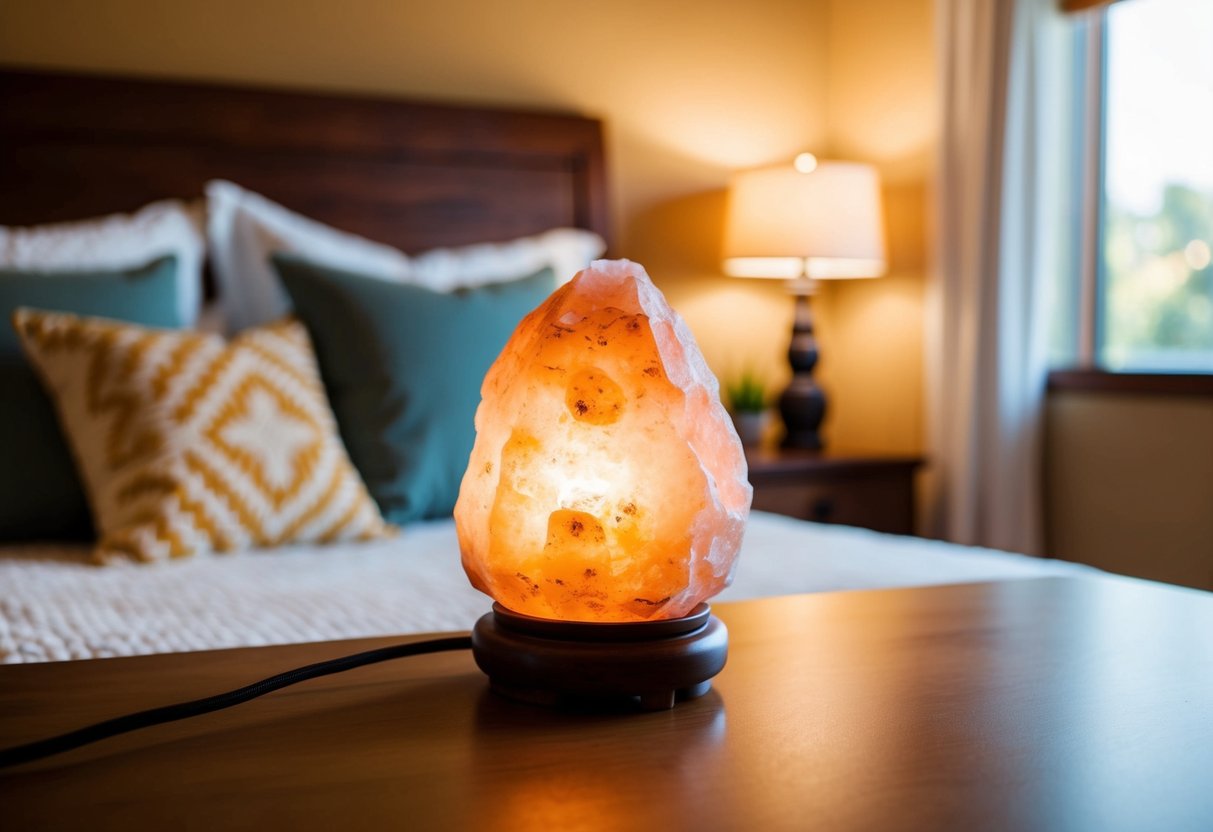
[745,448,924,535]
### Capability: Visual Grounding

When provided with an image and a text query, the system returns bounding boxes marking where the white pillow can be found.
[0,200,205,325]
[205,180,606,333]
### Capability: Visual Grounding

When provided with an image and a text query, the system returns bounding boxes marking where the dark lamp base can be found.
[781,290,827,450]
[781,425,824,451]
[471,603,728,712]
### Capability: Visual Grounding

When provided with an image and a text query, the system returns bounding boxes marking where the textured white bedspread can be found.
[0,512,1094,663]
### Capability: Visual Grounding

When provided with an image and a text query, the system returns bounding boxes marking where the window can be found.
[1097,0,1213,372]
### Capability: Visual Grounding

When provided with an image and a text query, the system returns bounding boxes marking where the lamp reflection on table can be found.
[471,687,727,832]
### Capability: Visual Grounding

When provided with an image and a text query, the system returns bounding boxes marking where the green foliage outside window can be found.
[1102,183,1213,370]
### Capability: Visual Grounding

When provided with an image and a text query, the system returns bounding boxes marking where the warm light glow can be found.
[723,257,808,280]
[723,160,887,280]
[1184,239,1211,270]
[807,257,886,279]
[455,260,752,623]
[723,256,887,281]
[794,152,819,174]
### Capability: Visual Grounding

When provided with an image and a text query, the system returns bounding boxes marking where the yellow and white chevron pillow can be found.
[13,310,391,563]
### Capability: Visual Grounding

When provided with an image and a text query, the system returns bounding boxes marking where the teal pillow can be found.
[1,256,186,540]
[275,255,555,523]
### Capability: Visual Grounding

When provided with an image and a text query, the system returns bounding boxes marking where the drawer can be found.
[749,470,915,535]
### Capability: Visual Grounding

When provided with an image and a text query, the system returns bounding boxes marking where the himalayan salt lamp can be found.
[455,259,752,623]
[456,259,752,711]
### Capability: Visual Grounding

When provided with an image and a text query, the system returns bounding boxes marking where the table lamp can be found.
[723,154,886,449]
[455,259,752,711]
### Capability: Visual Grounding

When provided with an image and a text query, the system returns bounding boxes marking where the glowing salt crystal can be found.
[454,259,752,622]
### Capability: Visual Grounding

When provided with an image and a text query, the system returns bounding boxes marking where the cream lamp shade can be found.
[723,158,887,280]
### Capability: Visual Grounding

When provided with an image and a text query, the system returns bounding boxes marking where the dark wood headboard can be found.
[0,69,610,253]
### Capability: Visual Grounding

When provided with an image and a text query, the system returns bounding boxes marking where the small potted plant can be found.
[725,370,770,448]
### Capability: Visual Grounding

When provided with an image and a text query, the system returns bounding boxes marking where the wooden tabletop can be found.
[2,576,1211,831]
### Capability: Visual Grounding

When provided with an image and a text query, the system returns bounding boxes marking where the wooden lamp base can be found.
[471,603,728,712]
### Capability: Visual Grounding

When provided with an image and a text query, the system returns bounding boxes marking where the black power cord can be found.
[0,635,472,770]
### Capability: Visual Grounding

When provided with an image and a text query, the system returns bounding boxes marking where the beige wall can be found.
[0,0,831,399]
[1046,393,1213,590]
[816,0,935,455]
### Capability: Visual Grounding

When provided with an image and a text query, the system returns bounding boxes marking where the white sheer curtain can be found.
[928,0,1076,555]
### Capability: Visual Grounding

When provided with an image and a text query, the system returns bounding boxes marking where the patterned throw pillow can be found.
[13,310,391,563]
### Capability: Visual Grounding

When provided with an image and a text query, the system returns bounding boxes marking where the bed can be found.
[1,514,1092,663]
[0,69,1093,664]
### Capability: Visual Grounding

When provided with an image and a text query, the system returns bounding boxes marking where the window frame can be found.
[1074,12,1105,368]
[1050,2,1213,392]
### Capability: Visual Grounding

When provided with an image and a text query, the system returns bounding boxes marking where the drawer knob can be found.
[810,497,835,522]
